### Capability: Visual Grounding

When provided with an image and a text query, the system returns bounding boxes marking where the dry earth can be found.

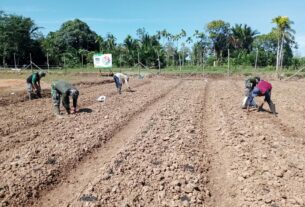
[0,75,304,207]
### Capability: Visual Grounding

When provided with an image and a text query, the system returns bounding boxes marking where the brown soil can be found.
[0,76,304,207]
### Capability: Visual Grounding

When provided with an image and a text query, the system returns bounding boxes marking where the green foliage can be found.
[206,20,231,60]
[0,11,302,71]
[0,11,44,66]
[42,19,99,66]
[230,24,258,53]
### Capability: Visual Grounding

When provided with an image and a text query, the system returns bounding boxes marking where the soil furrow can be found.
[0,79,179,206]
[64,80,209,206]
[204,79,305,207]
[33,79,187,207]
[0,79,150,139]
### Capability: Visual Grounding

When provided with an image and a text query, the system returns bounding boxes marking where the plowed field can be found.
[0,76,304,207]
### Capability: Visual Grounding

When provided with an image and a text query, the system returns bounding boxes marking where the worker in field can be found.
[242,76,260,109]
[51,80,79,115]
[113,72,131,94]
[246,79,276,116]
[26,71,46,100]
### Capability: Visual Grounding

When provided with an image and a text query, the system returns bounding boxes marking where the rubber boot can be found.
[28,92,32,100]
[268,101,277,116]
[257,103,264,112]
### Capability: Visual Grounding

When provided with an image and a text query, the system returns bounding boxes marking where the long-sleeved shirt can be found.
[256,80,272,94]
[246,80,272,107]
[26,73,40,85]
[52,80,78,109]
[114,73,129,88]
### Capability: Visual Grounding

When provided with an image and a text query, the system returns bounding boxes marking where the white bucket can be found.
[97,96,106,102]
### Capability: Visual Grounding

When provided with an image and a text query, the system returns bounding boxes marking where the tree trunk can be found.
[255,48,258,70]
[279,34,285,70]
[276,33,281,77]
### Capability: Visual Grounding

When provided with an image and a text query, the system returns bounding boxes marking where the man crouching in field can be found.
[51,80,79,116]
[246,79,276,116]
[26,71,46,100]
[113,72,131,94]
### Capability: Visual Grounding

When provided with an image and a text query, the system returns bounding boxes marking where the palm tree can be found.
[123,35,138,66]
[193,30,208,66]
[105,33,117,53]
[230,24,258,52]
[272,16,295,76]
[95,35,104,53]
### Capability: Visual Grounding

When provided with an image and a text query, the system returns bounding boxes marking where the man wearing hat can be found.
[113,72,131,94]
[26,71,46,100]
[51,80,79,115]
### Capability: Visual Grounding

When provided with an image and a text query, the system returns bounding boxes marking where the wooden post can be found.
[47,53,50,72]
[14,53,17,69]
[202,51,204,74]
[182,50,185,67]
[179,53,181,74]
[63,54,67,74]
[255,48,258,70]
[138,51,140,76]
[63,54,65,68]
[119,54,122,72]
[30,53,33,72]
[227,49,230,77]
[157,50,161,74]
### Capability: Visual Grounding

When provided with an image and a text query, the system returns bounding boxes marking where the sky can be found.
[1,0,305,56]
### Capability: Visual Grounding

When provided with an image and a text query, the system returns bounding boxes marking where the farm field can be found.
[0,74,305,207]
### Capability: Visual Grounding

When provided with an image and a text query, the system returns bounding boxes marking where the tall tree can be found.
[206,20,231,61]
[0,11,44,66]
[123,35,139,66]
[43,19,99,66]
[230,24,258,53]
[193,30,210,65]
[272,16,295,75]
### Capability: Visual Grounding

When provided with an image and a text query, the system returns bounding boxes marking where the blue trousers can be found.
[247,87,271,106]
[113,76,122,92]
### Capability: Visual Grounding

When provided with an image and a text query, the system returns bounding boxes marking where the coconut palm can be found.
[272,16,295,76]
[230,24,258,52]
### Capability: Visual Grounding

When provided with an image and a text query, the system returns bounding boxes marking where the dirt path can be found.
[1,77,305,207]
[0,78,149,137]
[34,80,184,207]
[0,78,180,206]
[204,79,305,207]
[66,79,209,206]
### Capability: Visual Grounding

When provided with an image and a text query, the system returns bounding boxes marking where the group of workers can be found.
[26,71,130,116]
[243,76,276,115]
[26,70,276,117]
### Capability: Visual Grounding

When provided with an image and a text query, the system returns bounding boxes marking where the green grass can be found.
[1,65,305,82]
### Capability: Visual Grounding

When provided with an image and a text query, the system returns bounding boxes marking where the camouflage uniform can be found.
[51,80,79,115]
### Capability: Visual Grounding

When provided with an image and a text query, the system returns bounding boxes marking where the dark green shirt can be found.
[52,80,78,109]
[26,73,40,84]
[52,80,74,94]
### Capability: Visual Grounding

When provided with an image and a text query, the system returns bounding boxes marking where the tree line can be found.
[0,10,304,70]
